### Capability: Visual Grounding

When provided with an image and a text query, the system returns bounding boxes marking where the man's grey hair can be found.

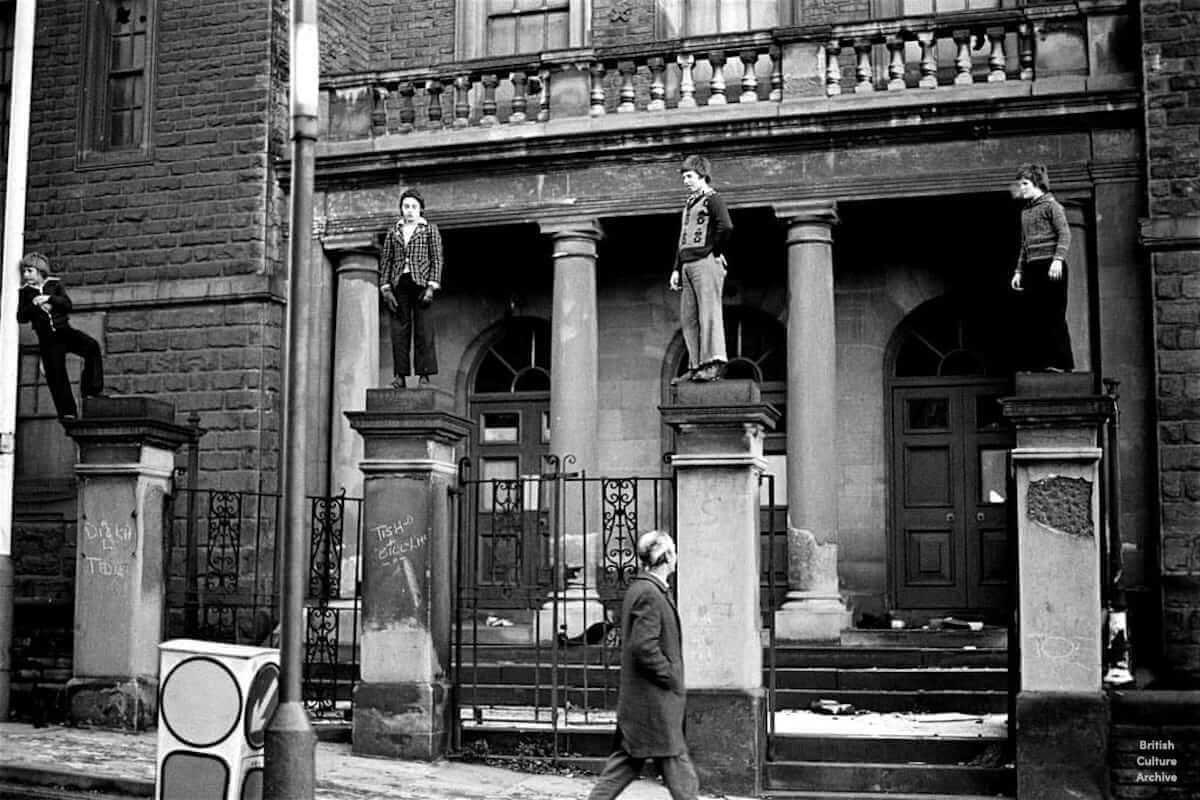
[636,530,676,569]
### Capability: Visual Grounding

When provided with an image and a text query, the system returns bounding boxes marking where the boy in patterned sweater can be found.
[669,155,733,383]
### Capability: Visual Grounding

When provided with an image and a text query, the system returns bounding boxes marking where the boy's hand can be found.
[1010,272,1023,291]
[380,287,398,312]
[1048,259,1063,280]
[669,269,681,291]
[33,294,50,306]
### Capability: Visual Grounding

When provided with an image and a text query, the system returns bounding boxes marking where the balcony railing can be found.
[318,1,1131,143]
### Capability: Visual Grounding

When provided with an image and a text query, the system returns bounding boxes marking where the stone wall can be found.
[1142,0,1200,676]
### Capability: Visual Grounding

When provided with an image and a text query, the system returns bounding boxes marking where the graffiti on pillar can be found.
[365,501,429,622]
[1026,476,1093,538]
[81,519,137,578]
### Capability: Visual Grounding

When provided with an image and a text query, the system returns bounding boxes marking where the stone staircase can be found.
[453,627,1015,798]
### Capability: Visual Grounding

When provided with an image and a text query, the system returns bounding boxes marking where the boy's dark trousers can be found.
[38,327,104,418]
[1017,258,1074,372]
[387,274,438,377]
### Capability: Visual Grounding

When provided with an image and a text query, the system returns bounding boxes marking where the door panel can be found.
[892,382,1011,614]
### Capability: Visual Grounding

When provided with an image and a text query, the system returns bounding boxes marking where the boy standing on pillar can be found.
[16,252,105,422]
[670,155,733,383]
[1009,163,1073,372]
[380,188,444,388]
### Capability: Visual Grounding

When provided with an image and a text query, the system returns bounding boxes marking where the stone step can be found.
[839,628,1008,650]
[770,667,1008,692]
[774,688,1007,714]
[763,761,1014,796]
[761,792,1013,800]
[770,646,1008,669]
[770,734,1007,764]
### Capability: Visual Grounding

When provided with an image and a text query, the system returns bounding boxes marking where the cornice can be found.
[295,85,1140,189]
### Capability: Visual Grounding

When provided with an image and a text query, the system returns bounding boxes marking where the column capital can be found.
[538,216,604,242]
[775,200,838,245]
[334,249,380,280]
[1060,199,1090,227]
[322,231,381,256]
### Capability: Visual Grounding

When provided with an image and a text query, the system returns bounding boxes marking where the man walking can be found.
[588,530,698,800]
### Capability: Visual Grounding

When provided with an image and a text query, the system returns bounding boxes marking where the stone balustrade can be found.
[318,1,1131,141]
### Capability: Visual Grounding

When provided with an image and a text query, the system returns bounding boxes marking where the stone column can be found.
[346,389,471,760]
[773,200,850,641]
[536,218,604,641]
[662,380,779,796]
[329,247,380,596]
[1002,372,1112,800]
[64,397,195,730]
[1064,201,1093,373]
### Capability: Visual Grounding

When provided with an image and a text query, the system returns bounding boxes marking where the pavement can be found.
[0,723,753,800]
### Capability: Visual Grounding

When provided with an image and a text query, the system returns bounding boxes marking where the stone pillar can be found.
[329,248,380,596]
[1064,201,1093,373]
[64,397,195,730]
[536,218,604,641]
[773,200,850,641]
[661,380,779,796]
[1002,372,1112,800]
[346,389,471,760]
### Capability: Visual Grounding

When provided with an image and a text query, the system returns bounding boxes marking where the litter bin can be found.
[156,639,280,800]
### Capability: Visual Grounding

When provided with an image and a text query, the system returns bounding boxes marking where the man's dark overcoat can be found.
[616,573,686,757]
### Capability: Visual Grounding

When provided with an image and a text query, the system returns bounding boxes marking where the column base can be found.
[352,680,449,760]
[774,591,851,642]
[1016,691,1109,800]
[684,688,763,797]
[535,586,608,644]
[67,675,157,730]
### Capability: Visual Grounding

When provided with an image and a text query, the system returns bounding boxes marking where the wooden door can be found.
[891,381,1012,615]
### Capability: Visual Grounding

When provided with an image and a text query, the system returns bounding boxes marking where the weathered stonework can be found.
[1027,476,1095,538]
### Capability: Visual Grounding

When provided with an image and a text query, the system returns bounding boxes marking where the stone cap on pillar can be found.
[1001,372,1114,427]
[64,396,198,453]
[346,387,473,445]
[661,380,780,462]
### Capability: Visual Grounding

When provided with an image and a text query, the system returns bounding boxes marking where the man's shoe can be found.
[391,376,407,389]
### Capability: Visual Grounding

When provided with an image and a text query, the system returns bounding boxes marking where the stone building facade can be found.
[4,0,1200,790]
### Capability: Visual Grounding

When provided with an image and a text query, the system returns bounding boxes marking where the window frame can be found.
[655,0,787,38]
[456,0,590,60]
[76,0,158,169]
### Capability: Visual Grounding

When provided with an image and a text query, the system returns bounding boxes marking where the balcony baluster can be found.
[1018,23,1035,82]
[887,36,906,91]
[677,53,698,108]
[538,68,552,122]
[740,50,759,103]
[480,74,499,125]
[769,44,783,101]
[398,81,416,133]
[589,61,608,117]
[618,61,637,113]
[987,27,1007,82]
[647,56,667,111]
[917,32,938,89]
[511,71,529,123]
[825,42,842,97]
[854,39,874,93]
[452,74,471,128]
[708,51,728,105]
[953,30,974,86]
[427,78,445,126]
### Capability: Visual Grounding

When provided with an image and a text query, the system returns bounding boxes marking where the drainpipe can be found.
[0,0,39,721]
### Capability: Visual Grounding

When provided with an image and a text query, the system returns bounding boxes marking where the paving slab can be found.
[0,723,752,800]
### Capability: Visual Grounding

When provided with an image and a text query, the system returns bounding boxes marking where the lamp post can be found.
[264,1,319,797]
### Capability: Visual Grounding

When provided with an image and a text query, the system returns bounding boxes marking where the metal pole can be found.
[0,0,38,721]
[264,1,319,797]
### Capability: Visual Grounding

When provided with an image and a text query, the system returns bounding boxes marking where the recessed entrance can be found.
[887,297,1013,618]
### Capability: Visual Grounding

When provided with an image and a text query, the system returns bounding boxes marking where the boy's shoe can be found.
[670,370,696,386]
[691,364,721,382]
[391,376,407,389]
[418,375,431,386]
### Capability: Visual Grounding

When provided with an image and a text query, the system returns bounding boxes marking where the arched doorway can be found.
[887,297,1013,618]
[467,317,553,606]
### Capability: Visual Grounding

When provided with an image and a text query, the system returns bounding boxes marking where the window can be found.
[657,0,780,37]
[15,345,77,482]
[458,0,586,59]
[78,0,156,164]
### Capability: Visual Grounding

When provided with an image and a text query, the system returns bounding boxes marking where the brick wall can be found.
[1143,0,1200,676]
[20,0,291,492]
[320,0,371,73]
[370,0,455,71]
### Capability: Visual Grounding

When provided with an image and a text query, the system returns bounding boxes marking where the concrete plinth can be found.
[661,380,778,796]
[64,397,195,730]
[1002,373,1113,800]
[346,388,471,760]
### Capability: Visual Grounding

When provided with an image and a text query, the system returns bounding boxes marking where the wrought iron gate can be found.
[450,456,676,754]
[167,488,364,720]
